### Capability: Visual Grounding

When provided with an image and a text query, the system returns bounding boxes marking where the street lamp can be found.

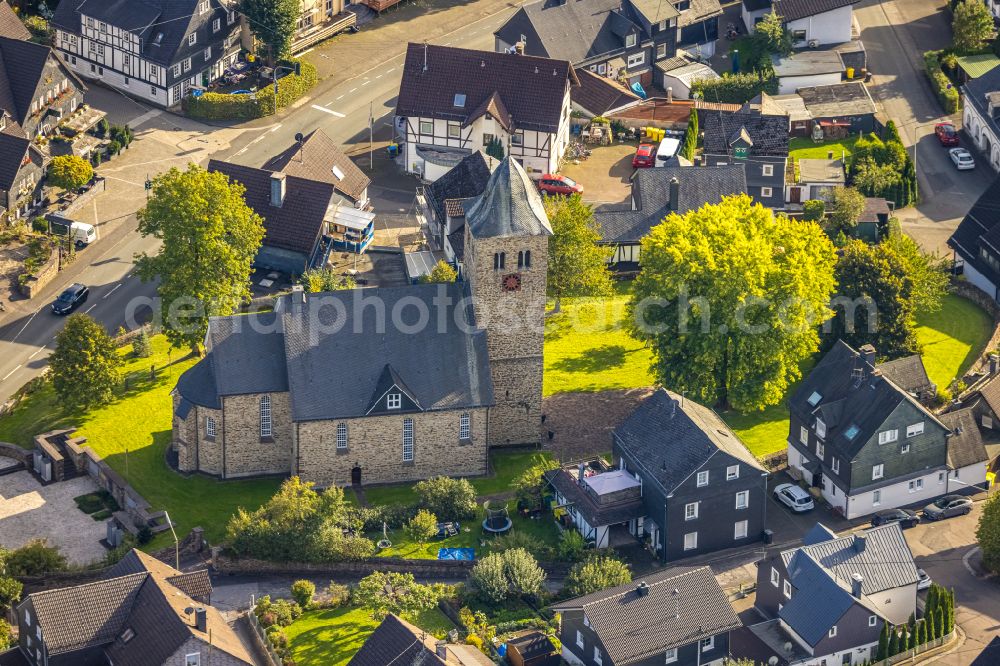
[270,62,301,114]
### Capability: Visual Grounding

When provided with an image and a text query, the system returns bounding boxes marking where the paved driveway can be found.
[0,470,108,566]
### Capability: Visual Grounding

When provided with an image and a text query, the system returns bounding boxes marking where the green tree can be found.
[49,314,122,409]
[47,154,93,193]
[876,622,890,660]
[926,603,937,640]
[953,0,994,52]
[486,137,505,160]
[135,165,265,353]
[503,547,546,598]
[884,120,902,143]
[882,231,948,312]
[916,619,927,645]
[413,476,478,520]
[826,240,918,358]
[927,585,939,617]
[421,260,458,284]
[887,626,900,656]
[240,0,301,62]
[6,540,66,576]
[131,328,152,358]
[802,199,826,221]
[564,555,632,596]
[681,108,698,160]
[630,195,837,410]
[299,267,355,292]
[404,509,439,544]
[544,194,614,313]
[469,552,509,604]
[355,571,443,619]
[512,458,559,513]
[828,187,867,235]
[290,579,315,609]
[0,620,12,651]
[936,606,946,638]
[898,624,909,654]
[0,576,22,612]
[469,549,546,603]
[945,588,956,634]
[755,11,793,55]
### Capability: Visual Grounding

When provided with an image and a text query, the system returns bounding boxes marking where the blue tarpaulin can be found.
[437,548,475,560]
[630,82,647,99]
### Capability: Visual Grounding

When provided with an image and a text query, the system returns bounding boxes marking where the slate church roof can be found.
[424,150,499,224]
[594,165,747,243]
[613,388,764,494]
[465,157,553,238]
[550,566,740,664]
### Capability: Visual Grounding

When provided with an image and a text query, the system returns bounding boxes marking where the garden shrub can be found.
[802,199,826,221]
[690,70,778,104]
[414,476,478,520]
[404,509,439,544]
[469,549,546,604]
[325,582,351,608]
[490,530,553,561]
[31,217,48,234]
[132,329,152,358]
[5,540,66,576]
[923,51,960,114]
[290,579,315,609]
[563,555,632,597]
[556,530,587,562]
[183,59,317,120]
[254,595,302,627]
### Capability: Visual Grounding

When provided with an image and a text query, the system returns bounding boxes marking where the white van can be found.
[70,222,97,247]
[655,137,681,166]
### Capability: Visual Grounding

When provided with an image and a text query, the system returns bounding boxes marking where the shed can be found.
[771,51,844,94]
[956,53,1000,82]
[797,82,877,136]
[771,93,814,136]
[506,631,559,666]
[656,61,720,100]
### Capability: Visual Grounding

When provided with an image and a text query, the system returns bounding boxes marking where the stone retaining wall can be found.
[0,441,32,466]
[212,554,572,579]
[18,246,59,299]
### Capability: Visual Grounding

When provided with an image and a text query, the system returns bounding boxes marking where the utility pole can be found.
[369,100,374,170]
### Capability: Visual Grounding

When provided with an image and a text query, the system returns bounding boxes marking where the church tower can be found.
[463,157,551,446]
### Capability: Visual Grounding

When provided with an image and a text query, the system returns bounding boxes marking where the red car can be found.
[632,143,656,168]
[538,174,583,196]
[935,123,959,146]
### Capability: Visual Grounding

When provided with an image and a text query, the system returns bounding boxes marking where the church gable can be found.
[365,364,423,415]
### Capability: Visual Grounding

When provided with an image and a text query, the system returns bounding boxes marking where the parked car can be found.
[537,174,583,196]
[632,143,656,168]
[917,569,932,591]
[922,494,973,521]
[935,122,960,147]
[949,147,975,170]
[870,508,919,529]
[51,283,89,315]
[773,483,815,512]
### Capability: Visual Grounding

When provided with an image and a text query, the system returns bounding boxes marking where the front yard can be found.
[0,335,280,548]
[914,293,994,390]
[284,606,454,666]
[788,135,860,162]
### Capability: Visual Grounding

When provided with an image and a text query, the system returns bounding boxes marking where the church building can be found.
[170,158,550,486]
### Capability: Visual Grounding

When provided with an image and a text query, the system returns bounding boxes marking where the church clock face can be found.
[501,273,522,292]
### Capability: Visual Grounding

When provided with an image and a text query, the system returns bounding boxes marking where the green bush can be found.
[290,579,316,609]
[132,329,152,358]
[923,51,961,114]
[5,540,67,576]
[414,476,478,520]
[91,508,113,521]
[691,70,778,104]
[802,200,826,221]
[183,59,318,120]
[325,582,351,607]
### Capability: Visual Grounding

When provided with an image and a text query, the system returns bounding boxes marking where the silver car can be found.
[949,147,975,170]
[773,483,815,512]
[922,494,972,521]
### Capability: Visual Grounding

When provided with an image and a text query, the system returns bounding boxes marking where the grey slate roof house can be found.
[422,150,499,263]
[0,4,88,222]
[701,112,788,210]
[395,43,576,181]
[787,340,985,520]
[948,175,1000,300]
[559,388,769,563]
[738,523,918,666]
[51,0,242,107]
[173,157,550,484]
[348,614,492,665]
[571,66,640,116]
[594,164,747,271]
[2,549,253,666]
[262,128,371,209]
[550,565,741,666]
[495,0,723,86]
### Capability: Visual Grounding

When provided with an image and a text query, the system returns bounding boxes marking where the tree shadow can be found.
[551,345,630,374]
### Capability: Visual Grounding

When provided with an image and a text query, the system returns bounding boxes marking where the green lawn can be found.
[0,335,280,548]
[285,606,454,666]
[544,290,654,395]
[789,135,860,161]
[915,293,994,390]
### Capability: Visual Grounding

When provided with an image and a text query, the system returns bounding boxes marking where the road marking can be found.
[375,74,383,79]
[28,348,45,360]
[270,124,283,132]
[963,546,981,577]
[85,304,96,314]
[2,365,21,381]
[130,108,163,129]
[235,147,248,156]
[336,94,344,100]
[311,105,345,117]
[386,68,395,73]
[103,283,122,299]
[361,81,370,86]
[349,88,357,93]
[12,308,40,343]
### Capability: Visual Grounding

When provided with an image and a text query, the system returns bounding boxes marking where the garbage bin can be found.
[763,528,774,545]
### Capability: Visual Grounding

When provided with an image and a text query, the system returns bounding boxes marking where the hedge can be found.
[183,59,318,120]
[690,70,778,105]
[923,51,960,114]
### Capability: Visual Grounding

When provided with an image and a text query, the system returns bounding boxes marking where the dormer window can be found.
[198,0,209,14]
[387,393,401,409]
[625,34,636,48]
[674,0,690,11]
[454,93,466,108]
[815,418,826,439]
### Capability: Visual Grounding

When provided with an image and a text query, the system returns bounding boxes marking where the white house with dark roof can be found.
[962,66,1000,172]
[739,523,919,666]
[788,340,981,519]
[172,158,551,485]
[551,565,741,666]
[51,0,242,106]
[743,0,859,48]
[395,44,576,181]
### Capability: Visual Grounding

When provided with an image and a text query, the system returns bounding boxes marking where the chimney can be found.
[515,41,525,55]
[854,533,866,553]
[578,462,586,485]
[991,353,999,376]
[436,641,448,659]
[850,572,864,598]
[667,86,673,103]
[291,284,306,303]
[859,344,876,369]
[637,581,650,596]
[195,607,207,632]
[270,171,286,208]
[668,177,680,211]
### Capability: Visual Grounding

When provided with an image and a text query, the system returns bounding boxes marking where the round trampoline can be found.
[482,500,513,535]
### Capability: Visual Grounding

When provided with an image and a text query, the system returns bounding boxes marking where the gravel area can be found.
[0,470,108,565]
[542,387,656,461]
